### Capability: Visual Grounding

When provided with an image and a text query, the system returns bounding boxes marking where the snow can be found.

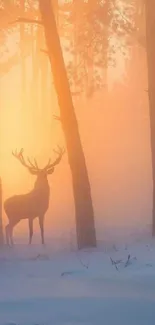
[0,239,155,325]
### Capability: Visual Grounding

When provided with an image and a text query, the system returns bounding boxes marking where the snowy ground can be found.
[0,239,155,325]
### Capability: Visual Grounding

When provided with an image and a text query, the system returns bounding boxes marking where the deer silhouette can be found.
[4,147,65,246]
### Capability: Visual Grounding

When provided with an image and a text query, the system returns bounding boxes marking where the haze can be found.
[0,39,150,243]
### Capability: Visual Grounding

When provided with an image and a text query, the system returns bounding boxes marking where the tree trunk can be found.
[0,178,4,245]
[20,0,26,109]
[53,0,59,26]
[102,0,110,90]
[145,0,155,235]
[31,25,40,112]
[40,30,48,118]
[39,0,96,249]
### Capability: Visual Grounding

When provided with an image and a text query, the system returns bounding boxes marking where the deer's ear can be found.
[29,169,38,175]
[47,167,54,175]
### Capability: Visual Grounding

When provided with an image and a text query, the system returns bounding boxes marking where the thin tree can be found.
[20,0,26,109]
[145,0,155,235]
[0,178,4,245]
[39,0,96,249]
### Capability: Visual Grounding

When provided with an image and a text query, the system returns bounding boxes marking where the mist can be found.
[0,42,151,245]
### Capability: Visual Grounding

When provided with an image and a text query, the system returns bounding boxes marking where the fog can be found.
[0,43,152,244]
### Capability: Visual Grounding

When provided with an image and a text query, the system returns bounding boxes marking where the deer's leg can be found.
[9,220,19,247]
[5,224,10,246]
[5,223,14,247]
[29,218,33,245]
[39,215,45,245]
[10,225,14,246]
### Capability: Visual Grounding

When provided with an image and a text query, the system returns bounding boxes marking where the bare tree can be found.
[0,178,4,246]
[4,147,64,246]
[20,0,26,109]
[39,0,96,249]
[145,0,155,235]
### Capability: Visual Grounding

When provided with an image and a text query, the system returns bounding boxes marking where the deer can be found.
[4,146,65,246]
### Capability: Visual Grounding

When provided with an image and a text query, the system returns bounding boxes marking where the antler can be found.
[12,148,40,172]
[44,146,65,171]
[12,146,65,173]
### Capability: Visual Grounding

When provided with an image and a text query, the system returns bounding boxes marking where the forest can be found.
[1,1,155,324]
[0,0,151,248]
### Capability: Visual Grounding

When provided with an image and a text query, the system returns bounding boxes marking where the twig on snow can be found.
[75,251,89,269]
[61,271,74,276]
[69,229,90,269]
[110,257,119,271]
[124,254,131,268]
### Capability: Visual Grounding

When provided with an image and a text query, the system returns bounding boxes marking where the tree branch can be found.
[9,17,43,26]
[53,115,62,122]
[40,48,49,56]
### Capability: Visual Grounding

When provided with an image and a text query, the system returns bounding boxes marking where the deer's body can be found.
[4,147,64,246]
[4,178,50,220]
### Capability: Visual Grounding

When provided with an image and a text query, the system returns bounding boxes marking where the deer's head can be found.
[12,146,65,184]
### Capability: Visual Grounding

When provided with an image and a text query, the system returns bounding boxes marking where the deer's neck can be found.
[34,177,49,192]
[32,177,50,208]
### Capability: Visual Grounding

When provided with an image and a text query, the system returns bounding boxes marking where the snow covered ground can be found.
[0,238,155,325]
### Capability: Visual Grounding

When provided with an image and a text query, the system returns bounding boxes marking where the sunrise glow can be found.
[0,0,150,242]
